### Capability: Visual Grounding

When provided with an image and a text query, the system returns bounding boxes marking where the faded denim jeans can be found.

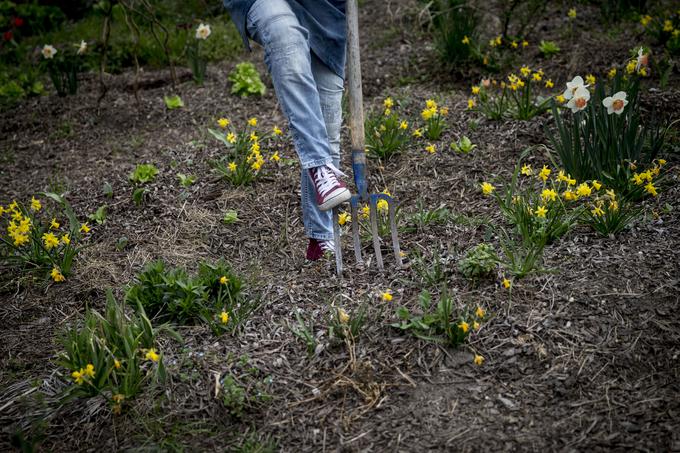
[246,0,344,241]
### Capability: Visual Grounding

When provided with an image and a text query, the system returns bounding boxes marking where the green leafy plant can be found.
[538,40,560,57]
[228,62,266,97]
[219,354,272,418]
[223,209,239,224]
[129,163,158,184]
[450,135,477,153]
[176,173,196,187]
[392,289,483,347]
[88,204,107,225]
[0,67,45,106]
[58,290,179,413]
[401,201,451,233]
[163,94,184,109]
[125,259,254,333]
[0,192,88,284]
[102,182,113,198]
[458,243,498,280]
[365,97,411,159]
[132,187,147,206]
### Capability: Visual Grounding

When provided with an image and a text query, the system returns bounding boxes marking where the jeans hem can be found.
[300,157,332,170]
[307,231,335,241]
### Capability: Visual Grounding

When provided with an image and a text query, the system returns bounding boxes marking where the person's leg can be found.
[246,0,349,250]
[301,53,344,241]
[246,0,334,170]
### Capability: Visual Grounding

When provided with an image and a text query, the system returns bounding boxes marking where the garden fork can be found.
[332,0,403,276]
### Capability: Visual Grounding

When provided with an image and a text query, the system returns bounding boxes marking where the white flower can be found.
[635,47,648,72]
[566,86,590,113]
[195,23,211,40]
[41,44,57,59]
[77,40,87,55]
[602,91,628,115]
[563,75,585,100]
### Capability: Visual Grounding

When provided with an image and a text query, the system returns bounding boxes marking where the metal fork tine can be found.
[332,207,343,276]
[369,194,384,270]
[387,198,403,269]
[350,195,363,266]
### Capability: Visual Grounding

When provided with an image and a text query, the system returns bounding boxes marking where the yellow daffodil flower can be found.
[481,182,495,196]
[51,267,65,282]
[31,196,42,211]
[145,348,160,362]
[338,308,350,324]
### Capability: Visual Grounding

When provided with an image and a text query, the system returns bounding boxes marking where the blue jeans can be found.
[246,0,343,241]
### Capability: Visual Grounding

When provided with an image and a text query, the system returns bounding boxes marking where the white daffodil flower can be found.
[41,44,57,59]
[602,91,628,115]
[195,23,211,40]
[563,75,586,100]
[566,86,590,113]
[635,47,648,72]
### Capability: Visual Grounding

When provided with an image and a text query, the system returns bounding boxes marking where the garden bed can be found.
[1,0,679,451]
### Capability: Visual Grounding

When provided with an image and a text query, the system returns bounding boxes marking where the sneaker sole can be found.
[318,188,351,211]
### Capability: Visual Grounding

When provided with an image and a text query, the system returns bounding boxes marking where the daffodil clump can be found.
[59,291,169,414]
[209,117,283,186]
[429,0,481,67]
[40,40,88,96]
[0,193,88,284]
[468,66,553,120]
[581,186,644,237]
[489,163,591,247]
[187,23,212,84]
[420,98,448,140]
[640,10,680,55]
[365,97,411,159]
[392,289,486,348]
[548,60,670,198]
[328,304,367,342]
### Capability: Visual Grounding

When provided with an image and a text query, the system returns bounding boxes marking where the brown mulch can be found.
[1,0,679,451]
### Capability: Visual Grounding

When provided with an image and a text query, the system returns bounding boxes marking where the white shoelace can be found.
[319,239,335,252]
[313,164,346,197]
